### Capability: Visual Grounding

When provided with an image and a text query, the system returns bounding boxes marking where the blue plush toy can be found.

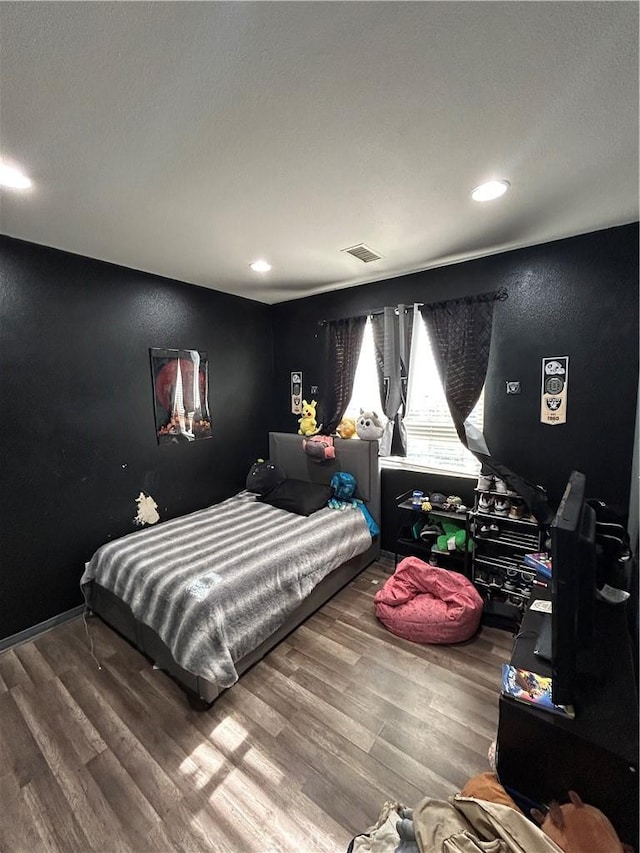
[328,472,380,536]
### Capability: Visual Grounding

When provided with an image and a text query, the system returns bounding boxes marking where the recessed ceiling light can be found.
[471,180,510,202]
[250,260,272,273]
[0,161,32,189]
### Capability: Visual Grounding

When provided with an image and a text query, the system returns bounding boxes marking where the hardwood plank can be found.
[13,642,57,686]
[276,721,384,835]
[0,648,32,690]
[242,659,377,752]
[368,736,458,802]
[12,679,133,852]
[155,793,240,853]
[21,767,92,852]
[145,796,232,853]
[59,666,186,814]
[283,645,491,759]
[376,716,491,791]
[0,691,49,786]
[287,707,424,807]
[287,664,386,739]
[2,559,510,851]
[85,749,165,851]
[0,774,48,853]
[35,623,105,682]
[293,623,362,666]
[219,680,287,738]
[190,702,351,852]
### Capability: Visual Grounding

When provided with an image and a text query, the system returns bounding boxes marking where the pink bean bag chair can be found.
[374,556,483,644]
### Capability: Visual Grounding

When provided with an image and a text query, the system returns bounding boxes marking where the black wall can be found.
[2,224,637,637]
[0,237,274,640]
[271,224,639,551]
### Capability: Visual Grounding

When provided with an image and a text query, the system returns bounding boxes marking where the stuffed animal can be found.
[302,435,335,461]
[356,409,384,441]
[436,519,473,553]
[336,417,356,439]
[298,399,321,436]
[531,791,632,853]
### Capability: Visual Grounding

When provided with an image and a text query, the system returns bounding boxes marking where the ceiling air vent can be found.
[341,243,383,263]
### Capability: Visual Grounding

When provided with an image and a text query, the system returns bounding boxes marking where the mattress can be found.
[82,491,371,688]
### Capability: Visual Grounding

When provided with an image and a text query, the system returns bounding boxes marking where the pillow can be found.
[259,479,333,516]
[245,460,286,496]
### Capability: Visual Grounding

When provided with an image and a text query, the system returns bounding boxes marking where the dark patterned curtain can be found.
[370,305,415,456]
[419,290,505,447]
[321,316,367,435]
[419,288,553,524]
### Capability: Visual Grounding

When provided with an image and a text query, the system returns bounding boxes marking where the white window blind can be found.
[404,319,482,476]
[345,317,483,477]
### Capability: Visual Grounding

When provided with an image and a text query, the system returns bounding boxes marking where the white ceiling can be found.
[1,2,638,305]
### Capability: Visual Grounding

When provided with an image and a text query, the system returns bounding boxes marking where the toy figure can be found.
[298,399,321,436]
[356,409,384,441]
[336,417,356,439]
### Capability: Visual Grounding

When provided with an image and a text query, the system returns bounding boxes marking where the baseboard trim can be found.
[0,605,85,653]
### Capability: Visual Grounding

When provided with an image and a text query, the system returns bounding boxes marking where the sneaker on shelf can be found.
[494,497,510,517]
[493,477,509,494]
[478,525,492,538]
[489,523,500,535]
[478,493,494,513]
[419,524,443,543]
[477,473,493,492]
[509,500,525,519]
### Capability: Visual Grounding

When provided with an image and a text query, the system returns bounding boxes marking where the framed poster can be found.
[150,348,212,444]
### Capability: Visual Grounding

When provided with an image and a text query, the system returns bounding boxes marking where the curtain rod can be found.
[318,288,508,326]
[318,303,423,327]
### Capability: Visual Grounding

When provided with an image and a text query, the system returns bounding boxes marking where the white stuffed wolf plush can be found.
[356,410,384,441]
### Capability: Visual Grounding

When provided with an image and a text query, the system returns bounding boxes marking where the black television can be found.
[550,470,598,707]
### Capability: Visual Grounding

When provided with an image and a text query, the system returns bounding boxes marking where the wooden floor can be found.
[0,557,512,853]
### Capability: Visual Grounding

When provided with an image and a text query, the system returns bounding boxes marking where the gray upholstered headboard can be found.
[268,432,381,526]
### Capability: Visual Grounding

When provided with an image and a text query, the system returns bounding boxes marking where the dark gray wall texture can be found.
[0,237,274,639]
[1,222,638,638]
[271,224,639,550]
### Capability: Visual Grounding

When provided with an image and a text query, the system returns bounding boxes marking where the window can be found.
[346,317,482,477]
[343,319,384,420]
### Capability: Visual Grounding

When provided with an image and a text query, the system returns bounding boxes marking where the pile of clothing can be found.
[348,774,629,853]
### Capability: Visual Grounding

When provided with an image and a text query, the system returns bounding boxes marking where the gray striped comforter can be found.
[81,491,371,688]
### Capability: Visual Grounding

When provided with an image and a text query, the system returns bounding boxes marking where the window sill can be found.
[380,456,478,481]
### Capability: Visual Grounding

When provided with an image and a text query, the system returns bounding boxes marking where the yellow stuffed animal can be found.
[298,399,321,436]
[336,417,356,439]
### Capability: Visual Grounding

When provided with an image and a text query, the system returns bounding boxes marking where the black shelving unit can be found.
[468,489,545,614]
[394,492,470,574]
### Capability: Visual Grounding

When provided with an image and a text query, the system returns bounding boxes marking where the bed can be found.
[82,432,380,706]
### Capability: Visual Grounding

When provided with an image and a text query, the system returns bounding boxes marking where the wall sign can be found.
[540,356,569,425]
[291,371,302,414]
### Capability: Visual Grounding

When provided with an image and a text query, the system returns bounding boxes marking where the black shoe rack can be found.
[468,488,545,615]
